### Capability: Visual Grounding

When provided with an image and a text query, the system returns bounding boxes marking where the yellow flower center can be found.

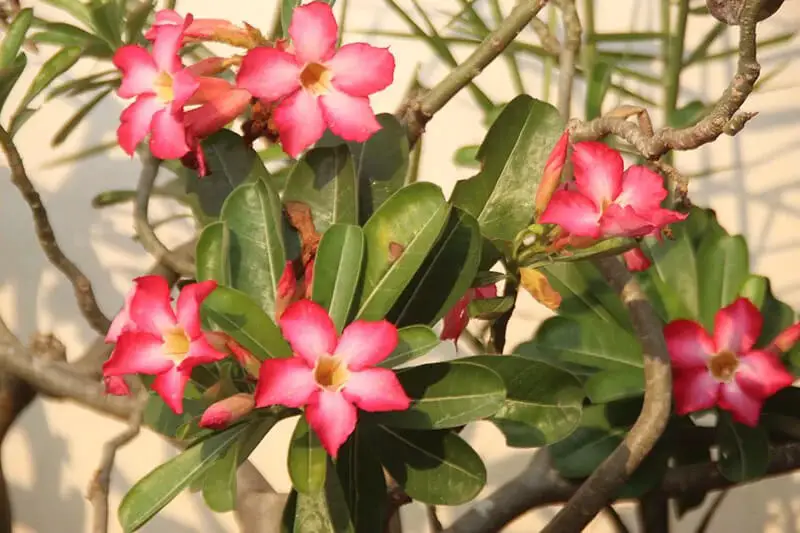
[162,326,190,363]
[313,355,350,392]
[299,62,332,96]
[708,350,740,383]
[153,71,175,103]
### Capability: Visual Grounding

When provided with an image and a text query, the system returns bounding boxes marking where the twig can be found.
[695,490,729,533]
[134,150,195,277]
[637,489,669,533]
[554,0,581,120]
[402,0,549,143]
[0,125,111,334]
[541,257,672,532]
[604,505,630,533]
[529,16,561,55]
[87,395,146,533]
[427,505,444,532]
[568,0,763,158]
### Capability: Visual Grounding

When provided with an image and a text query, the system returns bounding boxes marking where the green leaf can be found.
[520,236,636,269]
[118,424,249,532]
[220,178,286,317]
[288,417,327,494]
[356,182,450,320]
[186,129,272,218]
[201,286,292,360]
[312,224,364,332]
[51,87,113,146]
[697,234,749,330]
[283,145,358,233]
[518,315,643,373]
[585,61,612,119]
[41,0,94,27]
[142,393,201,438]
[0,8,33,69]
[453,144,480,168]
[738,275,795,348]
[372,426,486,505]
[451,95,564,242]
[90,0,123,47]
[196,221,230,285]
[379,325,439,369]
[584,367,645,404]
[716,412,769,482]
[388,207,481,327]
[367,361,505,429]
[201,434,240,512]
[472,271,506,287]
[29,23,111,57]
[466,355,584,447]
[125,0,155,43]
[336,427,386,533]
[0,54,27,113]
[292,463,355,533]
[467,296,514,320]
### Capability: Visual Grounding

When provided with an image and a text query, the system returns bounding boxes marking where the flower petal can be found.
[151,365,192,414]
[180,335,227,369]
[771,322,800,353]
[236,47,301,101]
[305,390,357,458]
[144,9,184,40]
[646,207,689,228]
[343,368,411,411]
[103,332,173,375]
[106,285,137,343]
[599,203,656,238]
[273,89,326,157]
[319,90,381,143]
[117,96,162,156]
[664,319,714,369]
[623,248,651,272]
[170,68,199,110]
[718,381,763,427]
[440,296,469,342]
[176,280,217,339]
[571,141,623,208]
[185,88,252,138]
[278,300,337,365]
[473,285,498,300]
[127,275,176,336]
[334,320,398,370]
[672,368,719,415]
[104,375,131,396]
[113,45,158,98]
[736,350,794,399]
[615,165,668,213]
[149,108,190,160]
[328,43,395,96]
[288,1,338,64]
[151,22,184,73]
[714,297,763,354]
[535,130,570,213]
[254,358,318,408]
[538,190,602,238]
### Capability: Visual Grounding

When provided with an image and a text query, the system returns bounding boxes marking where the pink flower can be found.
[534,131,569,214]
[770,323,800,353]
[236,1,394,157]
[145,9,253,48]
[103,276,227,414]
[440,285,498,342]
[113,16,199,159]
[623,248,651,272]
[539,142,687,239]
[664,298,795,426]
[200,393,255,429]
[255,300,410,457]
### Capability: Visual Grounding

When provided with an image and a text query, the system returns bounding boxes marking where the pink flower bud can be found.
[103,375,131,396]
[623,248,651,272]
[199,393,255,429]
[770,323,800,353]
[534,131,569,214]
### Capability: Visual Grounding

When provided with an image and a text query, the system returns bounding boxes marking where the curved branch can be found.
[0,126,111,334]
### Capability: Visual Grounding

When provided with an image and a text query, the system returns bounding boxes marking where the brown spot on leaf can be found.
[388,241,405,262]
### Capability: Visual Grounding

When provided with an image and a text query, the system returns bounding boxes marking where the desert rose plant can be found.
[0,0,797,532]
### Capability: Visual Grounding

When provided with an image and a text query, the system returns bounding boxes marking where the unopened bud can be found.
[770,323,800,353]
[534,131,570,215]
[622,248,652,272]
[227,339,262,378]
[103,375,131,396]
[199,393,255,429]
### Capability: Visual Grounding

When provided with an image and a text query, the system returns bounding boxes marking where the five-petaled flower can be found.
[103,276,227,414]
[113,16,199,160]
[236,1,394,157]
[440,285,498,342]
[664,297,796,426]
[539,141,687,239]
[254,300,410,457]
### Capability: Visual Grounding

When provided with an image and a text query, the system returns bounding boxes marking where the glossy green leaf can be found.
[312,224,364,332]
[467,296,514,320]
[520,236,635,269]
[378,325,439,369]
[0,53,26,113]
[89,0,123,47]
[472,271,506,287]
[41,0,94,27]
[466,355,584,447]
[453,144,480,168]
[716,412,769,482]
[585,61,612,119]
[697,234,749,330]
[196,221,230,285]
[186,130,272,217]
[367,361,505,429]
[356,182,450,320]
[142,393,202,438]
[118,423,249,532]
[125,0,155,43]
[372,426,486,505]
[29,23,111,57]
[584,367,645,404]
[12,45,82,123]
[336,427,386,533]
[201,286,291,360]
[289,417,327,494]
[0,8,32,68]
[283,145,358,233]
[738,275,795,348]
[201,435,240,512]
[518,316,643,373]
[388,208,481,327]
[51,87,113,146]
[220,178,286,317]
[451,95,564,242]
[292,463,354,533]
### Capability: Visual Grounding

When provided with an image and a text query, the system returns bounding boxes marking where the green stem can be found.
[337,0,349,47]
[489,0,526,94]
[542,7,556,102]
[582,0,596,74]
[665,0,689,117]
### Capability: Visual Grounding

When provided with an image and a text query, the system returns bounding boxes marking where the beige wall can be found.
[1,1,799,531]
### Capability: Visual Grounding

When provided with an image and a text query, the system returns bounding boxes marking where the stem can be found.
[664,0,689,128]
[555,0,581,120]
[542,7,557,102]
[337,0,349,48]
[581,0,596,75]
[489,0,526,94]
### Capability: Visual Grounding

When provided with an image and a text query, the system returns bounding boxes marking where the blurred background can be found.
[0,0,799,531]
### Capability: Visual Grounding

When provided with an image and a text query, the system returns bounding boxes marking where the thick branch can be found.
[401,0,549,143]
[0,126,111,334]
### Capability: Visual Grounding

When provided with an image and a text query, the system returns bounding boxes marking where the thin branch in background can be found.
[695,490,729,533]
[86,395,146,533]
[554,0,581,120]
[134,150,196,277]
[0,126,111,335]
[427,505,444,532]
[529,15,561,55]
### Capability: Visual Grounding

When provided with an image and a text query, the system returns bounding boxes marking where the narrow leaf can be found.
[311,224,364,332]
[378,325,439,369]
[288,417,327,494]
